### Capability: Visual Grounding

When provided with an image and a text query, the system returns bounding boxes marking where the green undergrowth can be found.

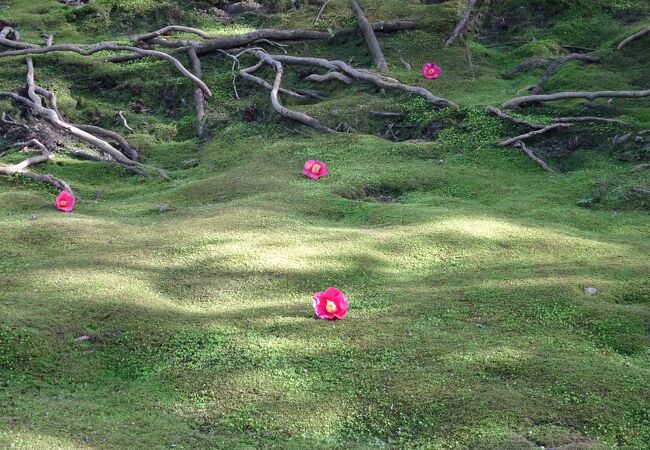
[0,0,649,449]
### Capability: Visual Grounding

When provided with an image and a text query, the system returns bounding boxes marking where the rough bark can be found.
[503,90,650,109]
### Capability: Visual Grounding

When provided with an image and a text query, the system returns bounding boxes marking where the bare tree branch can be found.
[617,26,650,50]
[503,90,650,109]
[248,51,334,132]
[0,138,72,191]
[349,0,388,71]
[444,0,479,48]
[500,123,572,146]
[0,43,212,97]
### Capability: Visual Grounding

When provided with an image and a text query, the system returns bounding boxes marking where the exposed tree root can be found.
[444,0,479,48]
[247,51,335,132]
[503,90,650,109]
[268,54,458,109]
[530,54,600,95]
[617,26,650,50]
[349,0,388,71]
[512,141,555,173]
[631,163,649,172]
[0,43,211,97]
[500,123,572,146]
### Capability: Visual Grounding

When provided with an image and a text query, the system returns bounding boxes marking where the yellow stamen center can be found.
[311,163,321,174]
[59,200,68,207]
[325,300,337,314]
[428,69,435,75]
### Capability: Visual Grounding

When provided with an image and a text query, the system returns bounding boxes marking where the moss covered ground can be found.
[0,0,649,448]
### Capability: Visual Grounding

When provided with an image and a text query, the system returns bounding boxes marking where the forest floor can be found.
[0,0,649,449]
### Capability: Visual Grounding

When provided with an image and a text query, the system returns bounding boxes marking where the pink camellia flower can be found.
[303,160,328,179]
[422,63,442,79]
[312,287,349,320]
[55,191,76,212]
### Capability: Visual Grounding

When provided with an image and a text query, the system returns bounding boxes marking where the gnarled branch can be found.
[247,51,334,132]
[0,43,212,97]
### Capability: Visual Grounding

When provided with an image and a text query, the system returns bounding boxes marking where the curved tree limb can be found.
[500,123,572,146]
[0,43,212,97]
[530,54,600,95]
[73,124,140,161]
[0,139,72,191]
[349,0,388,71]
[444,0,479,48]
[617,26,650,50]
[503,90,650,109]
[248,51,334,132]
